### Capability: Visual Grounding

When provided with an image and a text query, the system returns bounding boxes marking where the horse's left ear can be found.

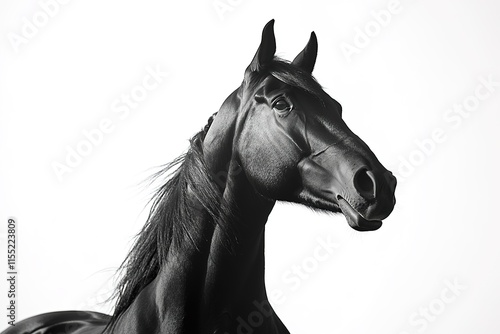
[246,19,276,73]
[292,32,318,73]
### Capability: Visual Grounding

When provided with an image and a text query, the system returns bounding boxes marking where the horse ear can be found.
[247,19,276,73]
[292,32,318,73]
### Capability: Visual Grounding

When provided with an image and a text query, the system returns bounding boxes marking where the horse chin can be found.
[337,197,382,231]
[297,194,382,231]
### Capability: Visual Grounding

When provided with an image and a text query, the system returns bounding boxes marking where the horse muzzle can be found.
[298,155,397,231]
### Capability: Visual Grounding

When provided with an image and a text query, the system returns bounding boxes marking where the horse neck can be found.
[157,167,275,333]
[200,158,276,330]
[199,88,278,331]
[110,91,283,334]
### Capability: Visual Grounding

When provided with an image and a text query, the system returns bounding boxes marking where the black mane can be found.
[107,115,232,329]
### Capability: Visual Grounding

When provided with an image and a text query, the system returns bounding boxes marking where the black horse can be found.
[3,20,396,334]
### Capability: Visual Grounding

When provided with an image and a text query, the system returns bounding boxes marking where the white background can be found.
[1,0,500,333]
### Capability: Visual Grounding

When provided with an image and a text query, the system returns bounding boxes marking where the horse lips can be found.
[337,197,382,231]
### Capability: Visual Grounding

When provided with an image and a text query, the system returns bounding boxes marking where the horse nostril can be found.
[353,168,377,200]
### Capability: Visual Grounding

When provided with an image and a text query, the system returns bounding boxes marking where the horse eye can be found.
[273,99,292,115]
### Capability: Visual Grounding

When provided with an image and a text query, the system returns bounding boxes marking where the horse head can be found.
[205,20,396,231]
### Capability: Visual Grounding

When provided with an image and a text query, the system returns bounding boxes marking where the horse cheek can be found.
[241,143,300,199]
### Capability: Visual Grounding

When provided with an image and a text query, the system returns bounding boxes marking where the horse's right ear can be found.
[246,19,276,74]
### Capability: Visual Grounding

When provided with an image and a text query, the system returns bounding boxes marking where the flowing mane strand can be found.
[107,114,234,330]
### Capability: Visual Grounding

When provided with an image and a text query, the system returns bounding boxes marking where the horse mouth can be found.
[337,197,382,231]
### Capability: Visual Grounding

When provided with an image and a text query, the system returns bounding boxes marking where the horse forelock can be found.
[246,58,325,102]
